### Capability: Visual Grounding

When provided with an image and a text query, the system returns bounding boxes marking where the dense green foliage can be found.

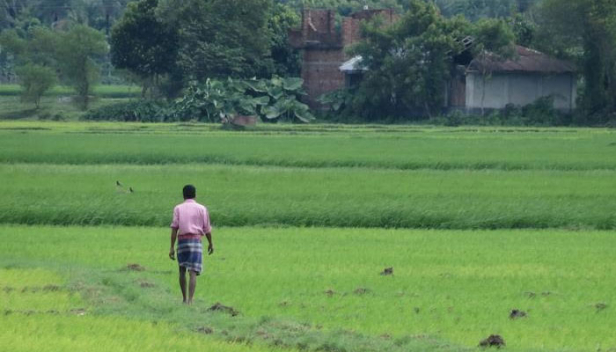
[54,25,109,109]
[435,0,539,20]
[536,0,616,123]
[82,100,165,122]
[110,0,179,97]
[165,77,313,123]
[283,0,539,19]
[0,26,58,106]
[13,64,56,108]
[268,3,302,76]
[3,0,616,123]
[0,23,108,109]
[158,0,273,81]
[0,0,133,32]
[338,0,514,120]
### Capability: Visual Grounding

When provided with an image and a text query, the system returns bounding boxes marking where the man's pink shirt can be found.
[170,199,212,236]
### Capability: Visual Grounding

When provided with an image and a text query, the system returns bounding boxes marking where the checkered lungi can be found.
[177,237,203,275]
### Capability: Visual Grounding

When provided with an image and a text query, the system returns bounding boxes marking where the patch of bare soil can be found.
[509,309,527,319]
[207,302,240,317]
[324,289,336,297]
[70,308,87,316]
[353,287,371,295]
[125,263,146,271]
[524,291,536,298]
[17,285,62,293]
[595,303,608,312]
[137,280,155,288]
[479,335,505,348]
[197,327,214,334]
[43,285,61,292]
[380,267,394,276]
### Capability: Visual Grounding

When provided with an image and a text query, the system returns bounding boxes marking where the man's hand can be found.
[208,243,214,255]
[169,248,175,260]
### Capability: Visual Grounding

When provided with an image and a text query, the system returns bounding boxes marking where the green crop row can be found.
[1,123,615,171]
[0,84,141,98]
[1,163,615,229]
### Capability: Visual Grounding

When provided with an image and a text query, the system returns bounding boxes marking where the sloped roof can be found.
[340,56,365,73]
[468,46,576,74]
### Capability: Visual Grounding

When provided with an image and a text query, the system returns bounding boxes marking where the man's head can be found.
[183,184,196,199]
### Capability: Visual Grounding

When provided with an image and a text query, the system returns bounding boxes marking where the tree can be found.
[110,0,179,97]
[536,0,616,121]
[434,0,541,20]
[54,24,108,109]
[282,0,403,16]
[158,0,274,81]
[507,13,536,47]
[0,26,58,108]
[347,0,514,120]
[15,64,57,108]
[268,3,301,76]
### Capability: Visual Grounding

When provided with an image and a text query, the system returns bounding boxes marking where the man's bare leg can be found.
[187,270,197,305]
[179,266,187,303]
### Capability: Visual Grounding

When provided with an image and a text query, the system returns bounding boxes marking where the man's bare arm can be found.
[169,228,178,260]
[205,232,214,255]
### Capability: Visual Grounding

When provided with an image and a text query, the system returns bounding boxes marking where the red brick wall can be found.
[293,9,399,108]
[301,49,346,107]
[302,9,336,35]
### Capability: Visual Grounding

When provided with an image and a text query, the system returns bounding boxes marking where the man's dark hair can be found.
[183,184,196,199]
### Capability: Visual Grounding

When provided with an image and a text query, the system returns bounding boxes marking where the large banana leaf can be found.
[282,77,304,91]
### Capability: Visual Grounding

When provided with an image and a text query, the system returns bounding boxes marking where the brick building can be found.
[289,8,398,108]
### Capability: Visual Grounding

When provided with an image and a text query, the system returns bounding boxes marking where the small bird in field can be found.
[115,181,134,194]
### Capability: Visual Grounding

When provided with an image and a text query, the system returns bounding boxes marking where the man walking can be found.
[169,185,214,305]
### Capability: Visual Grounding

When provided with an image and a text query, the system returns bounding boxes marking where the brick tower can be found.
[289,8,398,108]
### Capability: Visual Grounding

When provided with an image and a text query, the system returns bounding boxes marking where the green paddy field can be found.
[1,121,615,351]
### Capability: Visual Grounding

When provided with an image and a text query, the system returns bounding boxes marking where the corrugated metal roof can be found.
[468,46,576,74]
[340,56,365,73]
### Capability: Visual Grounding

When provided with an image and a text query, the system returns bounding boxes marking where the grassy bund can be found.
[1,121,615,351]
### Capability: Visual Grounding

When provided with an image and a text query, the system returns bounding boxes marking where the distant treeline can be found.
[1,0,615,124]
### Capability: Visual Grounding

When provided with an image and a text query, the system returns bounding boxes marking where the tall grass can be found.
[1,163,615,229]
[0,84,140,98]
[1,123,615,170]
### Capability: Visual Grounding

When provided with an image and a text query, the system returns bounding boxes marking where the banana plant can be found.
[164,77,314,123]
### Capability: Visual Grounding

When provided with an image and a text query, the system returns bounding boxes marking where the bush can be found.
[433,97,571,127]
[82,100,166,122]
[15,64,57,109]
[163,77,314,123]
